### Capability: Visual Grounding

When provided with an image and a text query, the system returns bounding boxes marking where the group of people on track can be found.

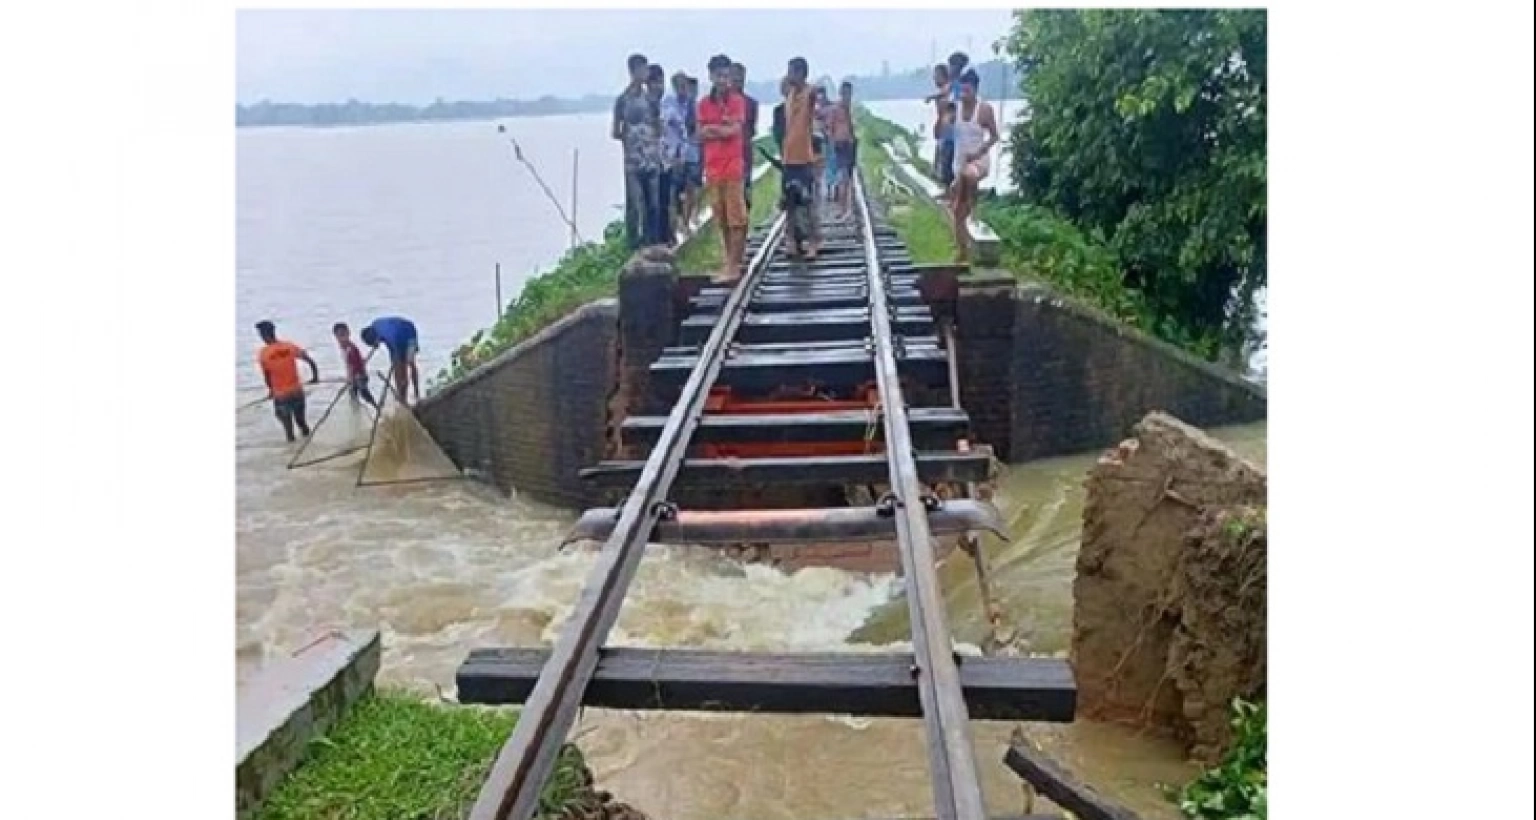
[253,316,419,443]
[252,50,998,445]
[615,52,864,283]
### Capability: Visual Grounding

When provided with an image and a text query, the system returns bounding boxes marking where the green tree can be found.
[1005,9,1266,356]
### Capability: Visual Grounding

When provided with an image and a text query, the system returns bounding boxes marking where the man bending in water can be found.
[333,322,378,409]
[360,316,420,406]
[256,320,320,443]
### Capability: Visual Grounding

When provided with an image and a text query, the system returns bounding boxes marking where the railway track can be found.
[461,172,1094,820]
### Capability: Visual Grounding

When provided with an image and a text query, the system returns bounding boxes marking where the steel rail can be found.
[852,171,988,820]
[468,212,789,820]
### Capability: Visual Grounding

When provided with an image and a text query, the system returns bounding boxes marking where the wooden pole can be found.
[495,262,503,318]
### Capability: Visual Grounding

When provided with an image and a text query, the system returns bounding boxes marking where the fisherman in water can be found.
[255,320,320,443]
[360,316,420,406]
[332,321,378,410]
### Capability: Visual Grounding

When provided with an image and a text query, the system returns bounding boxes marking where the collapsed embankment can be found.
[1072,412,1267,763]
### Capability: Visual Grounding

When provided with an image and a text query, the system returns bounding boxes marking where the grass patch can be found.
[254,689,589,820]
[853,107,956,264]
[886,199,956,264]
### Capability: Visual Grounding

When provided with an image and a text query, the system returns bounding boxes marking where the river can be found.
[237,111,1267,819]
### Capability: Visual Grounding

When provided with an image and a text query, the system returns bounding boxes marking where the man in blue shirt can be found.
[360,316,420,406]
[936,51,968,198]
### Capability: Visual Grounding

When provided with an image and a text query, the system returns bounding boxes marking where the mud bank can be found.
[1072,413,1267,762]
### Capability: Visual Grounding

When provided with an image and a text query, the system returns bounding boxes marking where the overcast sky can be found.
[236,9,1014,104]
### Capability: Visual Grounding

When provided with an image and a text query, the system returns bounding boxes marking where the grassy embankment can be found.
[433,135,777,391]
[254,690,597,820]
[853,107,956,264]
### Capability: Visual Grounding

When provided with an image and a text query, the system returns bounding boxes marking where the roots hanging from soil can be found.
[1071,413,1267,764]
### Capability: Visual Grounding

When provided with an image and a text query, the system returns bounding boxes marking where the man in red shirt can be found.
[696,53,748,284]
[333,321,378,410]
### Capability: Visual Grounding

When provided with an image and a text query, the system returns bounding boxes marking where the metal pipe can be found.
[469,212,790,820]
[563,500,1009,547]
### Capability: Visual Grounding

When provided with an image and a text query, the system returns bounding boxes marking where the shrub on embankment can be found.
[434,221,629,390]
[253,689,646,820]
[1000,9,1267,360]
[435,137,780,392]
[1176,699,1267,820]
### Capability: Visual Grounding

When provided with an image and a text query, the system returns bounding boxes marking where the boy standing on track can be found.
[360,315,421,407]
[332,322,378,410]
[828,81,857,215]
[255,320,320,443]
[779,57,821,260]
[774,57,823,261]
[697,54,749,285]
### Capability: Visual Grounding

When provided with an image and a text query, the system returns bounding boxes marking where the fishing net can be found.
[287,385,377,469]
[355,386,461,487]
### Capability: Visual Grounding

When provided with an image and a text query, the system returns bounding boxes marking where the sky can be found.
[236,8,1014,104]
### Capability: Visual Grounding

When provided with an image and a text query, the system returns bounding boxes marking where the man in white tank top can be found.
[949,69,1000,264]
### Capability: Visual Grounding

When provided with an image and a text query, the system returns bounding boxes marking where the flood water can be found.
[237,113,1267,819]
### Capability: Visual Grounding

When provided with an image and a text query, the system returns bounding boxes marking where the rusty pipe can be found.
[562,499,1009,549]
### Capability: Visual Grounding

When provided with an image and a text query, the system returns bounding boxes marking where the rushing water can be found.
[237,115,1267,819]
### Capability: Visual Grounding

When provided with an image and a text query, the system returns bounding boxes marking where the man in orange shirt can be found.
[696,54,749,284]
[256,320,320,443]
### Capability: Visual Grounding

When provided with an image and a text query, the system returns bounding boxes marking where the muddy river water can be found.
[236,391,1263,819]
[237,114,1265,818]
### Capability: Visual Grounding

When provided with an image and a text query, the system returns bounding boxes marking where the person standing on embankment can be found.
[613,52,653,251]
[255,320,320,443]
[935,51,969,201]
[948,68,999,264]
[924,63,954,190]
[662,71,698,244]
[360,316,420,407]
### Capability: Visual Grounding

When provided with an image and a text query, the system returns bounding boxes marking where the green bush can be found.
[979,201,1134,315]
[1003,9,1267,358]
[1176,699,1267,820]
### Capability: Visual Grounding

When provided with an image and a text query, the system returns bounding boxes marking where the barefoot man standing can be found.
[697,54,749,284]
[949,68,1000,264]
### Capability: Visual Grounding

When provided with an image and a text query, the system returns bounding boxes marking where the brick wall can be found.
[955,280,1267,463]
[954,280,1018,459]
[415,301,617,509]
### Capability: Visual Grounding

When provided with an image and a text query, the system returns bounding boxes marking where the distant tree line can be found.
[236,59,1014,128]
[237,95,618,127]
